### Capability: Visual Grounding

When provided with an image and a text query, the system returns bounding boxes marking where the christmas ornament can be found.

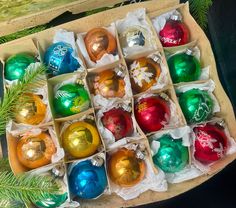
[17,132,56,169]
[44,42,81,76]
[101,107,134,141]
[159,14,190,47]
[134,95,171,133]
[152,134,189,173]
[69,159,108,199]
[120,26,147,48]
[129,56,161,94]
[62,121,100,158]
[193,123,228,164]
[14,93,47,125]
[168,49,201,83]
[93,69,125,98]
[54,83,90,117]
[84,28,117,62]
[5,53,35,81]
[178,89,214,124]
[108,148,146,187]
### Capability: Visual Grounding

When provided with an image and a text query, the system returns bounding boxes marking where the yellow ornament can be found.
[14,93,47,125]
[62,121,100,158]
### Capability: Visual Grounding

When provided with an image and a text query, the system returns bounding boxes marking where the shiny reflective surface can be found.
[69,160,107,199]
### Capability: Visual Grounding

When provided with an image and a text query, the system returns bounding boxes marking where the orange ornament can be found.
[108,148,146,187]
[129,57,161,94]
[93,69,125,98]
[17,132,56,169]
[84,28,117,62]
[14,93,47,125]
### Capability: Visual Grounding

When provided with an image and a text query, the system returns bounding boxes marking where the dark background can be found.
[1,0,236,207]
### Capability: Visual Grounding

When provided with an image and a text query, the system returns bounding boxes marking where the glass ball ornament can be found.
[129,56,161,94]
[84,27,117,62]
[152,134,189,173]
[44,42,81,76]
[93,69,125,98]
[178,89,214,124]
[159,14,190,47]
[17,133,56,169]
[167,49,201,83]
[108,148,146,187]
[69,159,108,199]
[4,53,35,81]
[101,108,134,141]
[53,83,90,117]
[62,121,100,158]
[134,95,171,133]
[14,93,47,125]
[193,124,228,164]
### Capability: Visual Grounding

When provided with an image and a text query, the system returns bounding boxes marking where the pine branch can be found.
[189,0,213,29]
[0,158,11,172]
[0,200,26,208]
[0,171,59,203]
[0,63,47,136]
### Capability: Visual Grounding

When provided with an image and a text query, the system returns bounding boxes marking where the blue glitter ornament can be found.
[69,160,108,199]
[44,42,81,76]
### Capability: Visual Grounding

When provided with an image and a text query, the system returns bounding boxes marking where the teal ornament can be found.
[44,42,81,76]
[54,83,90,117]
[152,134,189,173]
[34,192,67,208]
[178,88,214,124]
[5,53,35,81]
[167,49,201,83]
[69,160,108,199]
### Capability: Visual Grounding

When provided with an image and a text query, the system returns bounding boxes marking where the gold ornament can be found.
[108,148,146,187]
[62,121,100,158]
[17,132,56,169]
[14,93,47,125]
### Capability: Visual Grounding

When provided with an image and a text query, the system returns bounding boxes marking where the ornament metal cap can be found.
[150,54,161,63]
[91,155,104,167]
[170,14,181,21]
[115,65,126,77]
[52,164,65,178]
[185,48,194,56]
[122,105,132,112]
[216,120,226,128]
[159,93,169,101]
[136,149,146,160]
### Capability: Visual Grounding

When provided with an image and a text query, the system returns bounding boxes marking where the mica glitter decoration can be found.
[5,53,35,81]
[16,132,56,169]
[69,159,108,199]
[167,49,201,83]
[53,83,90,117]
[93,69,125,98]
[152,134,189,173]
[108,148,146,187]
[101,108,134,141]
[159,14,190,47]
[193,123,228,164]
[178,89,214,124]
[134,95,171,133]
[129,56,161,94]
[62,121,100,158]
[84,27,117,62]
[44,42,81,76]
[14,93,47,125]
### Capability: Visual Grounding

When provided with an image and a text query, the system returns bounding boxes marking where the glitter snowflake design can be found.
[130,61,153,87]
[192,102,211,122]
[55,90,71,99]
[53,44,68,56]
[197,130,224,158]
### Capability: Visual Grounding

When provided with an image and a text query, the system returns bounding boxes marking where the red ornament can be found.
[102,108,134,141]
[134,96,170,133]
[159,15,189,47]
[193,124,228,164]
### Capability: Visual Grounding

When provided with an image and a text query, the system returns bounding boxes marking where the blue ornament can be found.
[44,42,81,76]
[69,160,108,199]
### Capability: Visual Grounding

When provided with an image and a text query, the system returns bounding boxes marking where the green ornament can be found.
[167,49,201,84]
[35,192,68,208]
[178,88,214,124]
[54,83,90,117]
[5,53,35,81]
[152,134,189,173]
